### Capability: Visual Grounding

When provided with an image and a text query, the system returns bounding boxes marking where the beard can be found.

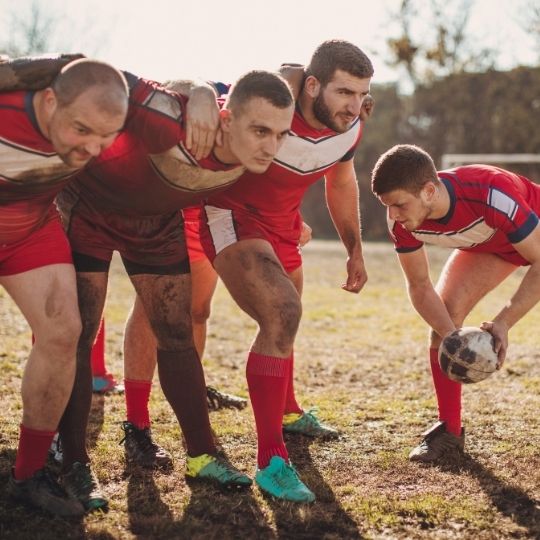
[312,92,355,133]
[312,93,341,132]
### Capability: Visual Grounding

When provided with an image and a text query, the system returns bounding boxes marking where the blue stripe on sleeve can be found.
[508,213,539,243]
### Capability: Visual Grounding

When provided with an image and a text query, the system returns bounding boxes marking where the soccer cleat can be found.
[7,467,84,517]
[62,462,108,512]
[185,453,252,490]
[119,421,173,471]
[255,456,315,503]
[206,385,248,411]
[92,373,124,394]
[282,408,340,439]
[409,421,465,462]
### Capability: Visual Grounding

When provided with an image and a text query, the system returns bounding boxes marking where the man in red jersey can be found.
[372,144,540,462]
[199,40,374,503]
[54,70,295,510]
[0,58,129,517]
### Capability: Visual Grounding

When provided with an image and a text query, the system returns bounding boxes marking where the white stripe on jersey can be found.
[204,205,238,254]
[274,119,360,175]
[412,218,497,248]
[0,137,76,183]
[488,187,518,221]
[149,147,244,192]
[142,90,182,122]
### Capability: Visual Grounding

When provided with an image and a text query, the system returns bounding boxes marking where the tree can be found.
[386,0,497,89]
[1,1,57,56]
[520,0,540,59]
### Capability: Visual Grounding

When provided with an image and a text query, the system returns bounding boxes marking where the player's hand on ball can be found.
[480,320,508,368]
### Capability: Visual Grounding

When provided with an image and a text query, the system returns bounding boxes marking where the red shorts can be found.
[201,205,303,273]
[183,206,207,264]
[57,189,188,272]
[0,212,72,276]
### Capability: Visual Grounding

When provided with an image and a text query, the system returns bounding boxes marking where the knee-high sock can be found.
[246,352,291,468]
[284,351,303,415]
[58,348,93,469]
[430,348,462,436]
[156,348,215,457]
[125,379,152,429]
[90,319,106,377]
[14,425,56,480]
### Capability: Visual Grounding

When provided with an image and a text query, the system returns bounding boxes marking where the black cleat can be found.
[206,386,248,411]
[120,421,173,471]
[409,421,465,462]
[8,467,84,517]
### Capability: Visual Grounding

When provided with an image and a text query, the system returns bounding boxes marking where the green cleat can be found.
[62,462,108,512]
[282,408,340,439]
[185,454,252,490]
[255,456,315,503]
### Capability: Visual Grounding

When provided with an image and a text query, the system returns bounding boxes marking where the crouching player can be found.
[372,144,540,462]
[54,70,295,510]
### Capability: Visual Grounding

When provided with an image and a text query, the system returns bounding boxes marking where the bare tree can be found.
[386,0,497,88]
[1,1,58,56]
[0,0,107,59]
[520,0,540,58]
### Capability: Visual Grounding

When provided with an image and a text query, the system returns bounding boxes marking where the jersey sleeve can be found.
[388,216,424,253]
[123,77,186,154]
[483,173,539,244]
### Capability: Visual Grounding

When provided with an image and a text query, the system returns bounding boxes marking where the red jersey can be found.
[0,90,80,244]
[389,165,540,266]
[61,78,243,217]
[206,107,363,234]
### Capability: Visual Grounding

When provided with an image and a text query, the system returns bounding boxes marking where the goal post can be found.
[441,154,540,169]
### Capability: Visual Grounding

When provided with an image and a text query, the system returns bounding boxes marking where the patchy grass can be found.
[0,241,539,539]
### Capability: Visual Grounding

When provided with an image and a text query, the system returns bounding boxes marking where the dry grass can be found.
[0,240,539,539]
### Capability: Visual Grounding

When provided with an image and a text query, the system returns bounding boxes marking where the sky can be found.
[0,0,537,86]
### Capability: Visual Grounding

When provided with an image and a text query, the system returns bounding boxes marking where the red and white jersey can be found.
[0,90,80,244]
[389,165,540,266]
[206,106,363,234]
[62,79,243,217]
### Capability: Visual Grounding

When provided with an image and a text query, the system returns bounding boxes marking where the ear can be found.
[219,108,232,132]
[303,75,321,99]
[421,181,437,203]
[41,87,58,114]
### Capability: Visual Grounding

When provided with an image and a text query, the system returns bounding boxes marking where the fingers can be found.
[341,273,367,294]
[185,122,193,152]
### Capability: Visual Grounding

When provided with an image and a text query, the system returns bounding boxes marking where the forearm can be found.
[326,177,362,257]
[164,78,217,98]
[408,284,456,340]
[493,262,540,328]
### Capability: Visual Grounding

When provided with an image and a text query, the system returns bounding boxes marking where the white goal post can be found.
[441,154,540,169]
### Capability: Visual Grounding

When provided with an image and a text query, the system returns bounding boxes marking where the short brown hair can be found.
[52,58,128,113]
[371,144,438,195]
[226,70,294,113]
[306,40,374,86]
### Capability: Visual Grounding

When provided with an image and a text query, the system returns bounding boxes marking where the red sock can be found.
[125,379,152,429]
[246,352,290,468]
[91,319,106,377]
[430,348,462,436]
[14,424,56,480]
[284,352,303,415]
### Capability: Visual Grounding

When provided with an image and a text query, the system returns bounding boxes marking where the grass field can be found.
[0,240,539,539]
